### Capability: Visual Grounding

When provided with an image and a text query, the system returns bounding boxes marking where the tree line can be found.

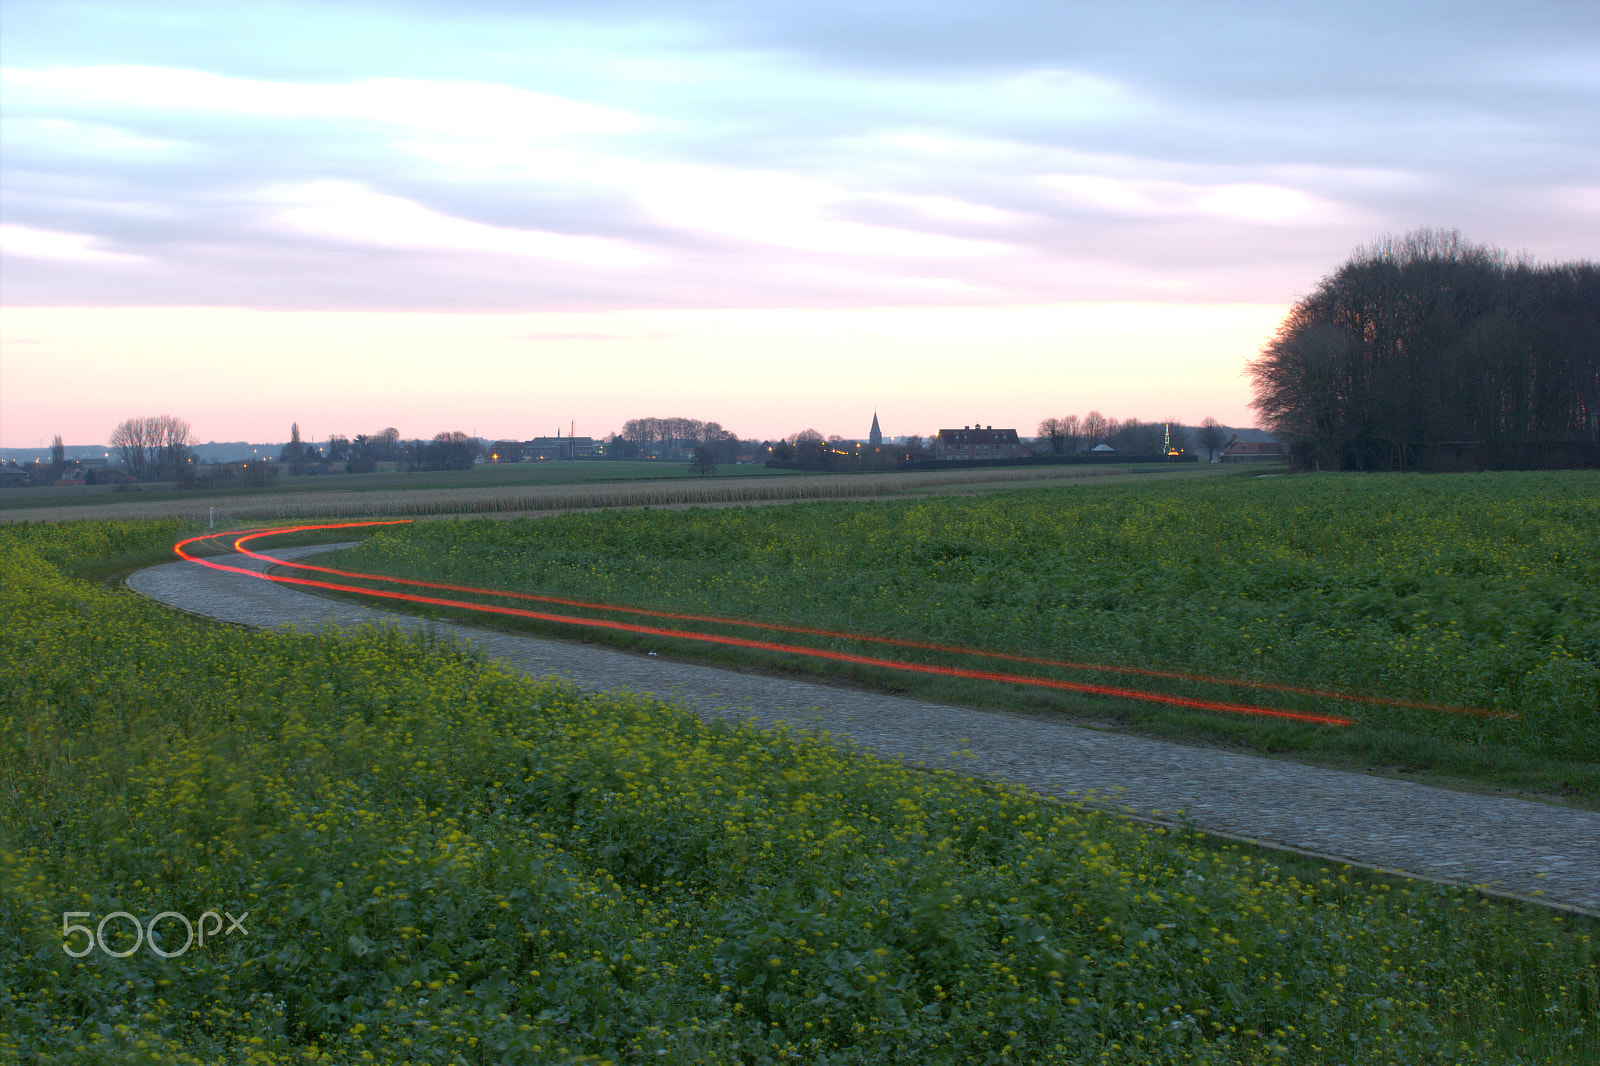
[93,405,1261,487]
[298,427,477,473]
[606,417,742,463]
[1034,414,1233,460]
[1249,228,1600,471]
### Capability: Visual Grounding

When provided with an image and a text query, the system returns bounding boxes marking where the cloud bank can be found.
[4,0,1593,312]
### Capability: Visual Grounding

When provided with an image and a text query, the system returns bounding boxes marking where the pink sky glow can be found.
[3,2,1595,448]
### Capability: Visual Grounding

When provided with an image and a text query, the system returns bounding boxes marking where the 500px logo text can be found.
[62,910,249,958]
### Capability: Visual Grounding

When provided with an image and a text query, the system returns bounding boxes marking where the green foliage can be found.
[2,520,1597,1063]
[333,471,1600,767]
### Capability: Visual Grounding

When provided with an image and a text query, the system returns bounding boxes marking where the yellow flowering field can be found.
[325,470,1600,788]
[1,520,1596,1064]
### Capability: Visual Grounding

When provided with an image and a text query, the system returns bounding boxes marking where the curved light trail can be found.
[172,521,1515,726]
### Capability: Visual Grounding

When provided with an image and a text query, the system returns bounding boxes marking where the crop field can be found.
[2,519,1596,1063]
[0,460,801,513]
[310,470,1600,798]
[0,462,1219,525]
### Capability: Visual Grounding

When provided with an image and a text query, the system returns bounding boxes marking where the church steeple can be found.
[869,411,882,447]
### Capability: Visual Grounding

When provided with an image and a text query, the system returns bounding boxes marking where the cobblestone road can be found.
[128,545,1600,916]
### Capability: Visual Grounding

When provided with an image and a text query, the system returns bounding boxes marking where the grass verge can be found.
[274,579,1600,809]
[274,470,1600,805]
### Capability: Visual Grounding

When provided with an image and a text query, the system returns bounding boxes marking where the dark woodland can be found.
[1249,228,1600,471]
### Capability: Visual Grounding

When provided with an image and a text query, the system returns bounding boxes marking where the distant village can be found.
[1,414,1283,489]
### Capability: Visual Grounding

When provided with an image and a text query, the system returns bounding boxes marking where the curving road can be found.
[128,545,1600,917]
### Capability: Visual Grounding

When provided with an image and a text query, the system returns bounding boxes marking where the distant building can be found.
[1219,435,1287,461]
[932,425,1023,461]
[525,434,598,459]
[869,412,883,447]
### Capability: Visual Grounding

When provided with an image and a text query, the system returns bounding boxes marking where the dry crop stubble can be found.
[0,463,1221,524]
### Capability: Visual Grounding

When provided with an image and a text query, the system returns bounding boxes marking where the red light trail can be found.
[172,521,1513,726]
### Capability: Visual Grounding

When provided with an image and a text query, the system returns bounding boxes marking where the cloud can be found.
[272,181,657,267]
[1,66,641,142]
[635,165,1012,258]
[4,116,180,158]
[1044,175,1350,227]
[875,192,1022,226]
[0,2,1594,313]
[1195,184,1330,225]
[0,224,147,264]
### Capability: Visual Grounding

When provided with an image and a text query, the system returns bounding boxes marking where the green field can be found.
[316,470,1600,802]
[2,519,1596,1064]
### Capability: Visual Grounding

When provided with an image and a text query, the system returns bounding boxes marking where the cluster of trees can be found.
[109,415,196,481]
[292,427,479,473]
[411,431,479,472]
[616,417,730,447]
[608,417,742,463]
[322,427,404,471]
[769,428,826,464]
[1035,413,1218,457]
[1250,228,1600,471]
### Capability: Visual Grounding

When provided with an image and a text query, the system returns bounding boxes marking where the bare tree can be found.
[1195,417,1228,461]
[1080,410,1109,448]
[429,430,478,471]
[110,415,193,480]
[1058,414,1082,453]
[1109,417,1162,454]
[110,417,155,479]
[1035,417,1068,455]
[50,434,65,479]
[152,415,196,480]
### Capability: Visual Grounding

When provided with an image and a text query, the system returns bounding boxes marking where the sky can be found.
[2,0,1596,448]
